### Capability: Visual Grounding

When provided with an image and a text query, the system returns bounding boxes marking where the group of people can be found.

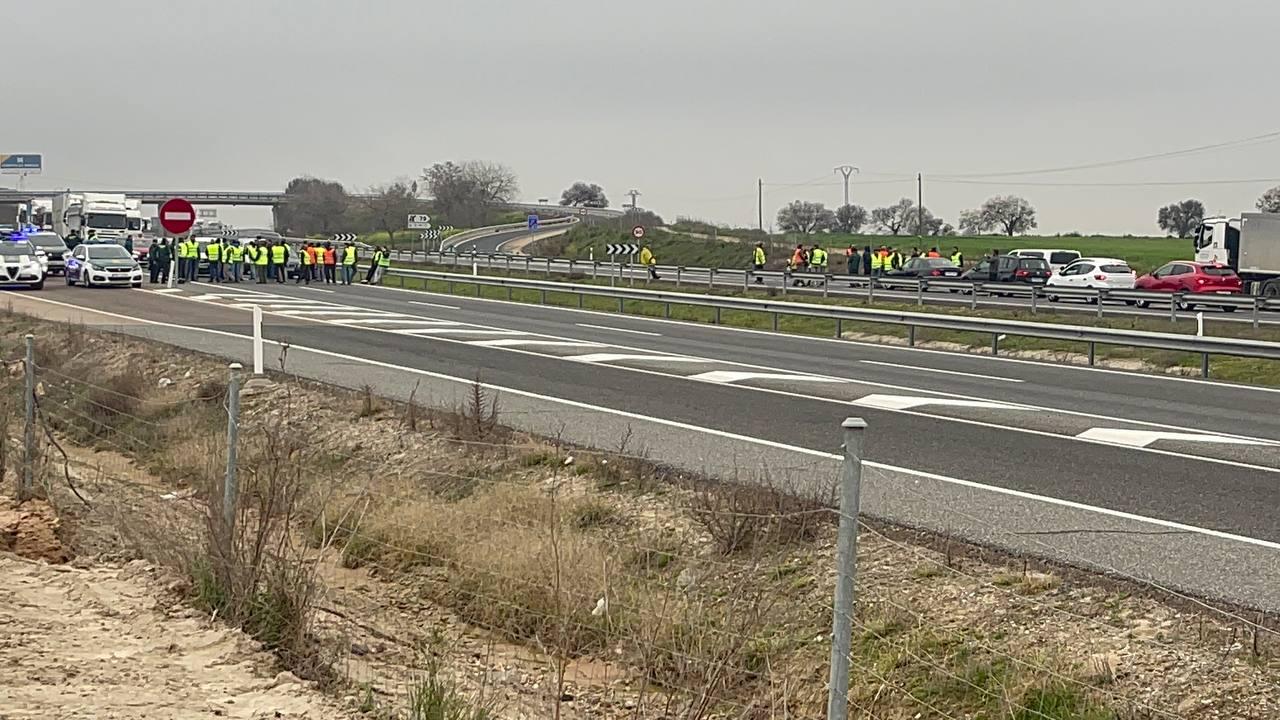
[145,236,393,286]
[750,241,965,283]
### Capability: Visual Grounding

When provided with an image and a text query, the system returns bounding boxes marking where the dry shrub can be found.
[690,482,826,555]
[450,377,500,442]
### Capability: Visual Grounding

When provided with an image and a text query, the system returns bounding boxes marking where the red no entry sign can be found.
[159,197,196,235]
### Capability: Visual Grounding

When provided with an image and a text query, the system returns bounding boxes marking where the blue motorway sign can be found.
[527,214,539,231]
[0,154,42,174]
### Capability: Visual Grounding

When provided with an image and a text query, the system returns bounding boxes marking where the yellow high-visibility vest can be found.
[271,245,286,264]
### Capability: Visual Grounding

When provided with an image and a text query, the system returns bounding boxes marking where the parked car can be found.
[882,256,962,281]
[0,239,46,290]
[26,231,69,276]
[1133,262,1242,311]
[1045,258,1136,302]
[959,255,1052,293]
[1009,248,1083,274]
[65,243,144,288]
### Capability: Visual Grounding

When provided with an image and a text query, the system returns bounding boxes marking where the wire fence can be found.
[4,330,1279,719]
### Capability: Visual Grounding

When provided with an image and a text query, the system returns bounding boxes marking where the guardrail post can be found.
[628,264,635,287]
[475,282,482,298]
[1170,299,1178,323]
[782,272,788,296]
[577,293,584,308]
[525,257,531,274]
[506,287,513,301]
[1097,291,1106,319]
[1253,298,1262,330]
[1087,342,1096,366]
[592,261,599,280]
[664,302,671,318]
[742,270,749,293]
[714,307,721,324]
[867,280,874,304]
[618,297,625,313]
[908,326,916,347]
[676,266,683,287]
[823,275,830,298]
[708,268,716,291]
[545,258,552,276]
[1201,354,1210,378]
[447,279,454,294]
[916,280,925,307]
[1030,287,1038,315]
[991,333,999,356]
[506,255,512,275]
[835,318,842,338]
[970,285,978,311]
[540,288,547,304]
[772,313,779,332]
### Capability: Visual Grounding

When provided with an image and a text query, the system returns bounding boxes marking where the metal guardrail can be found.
[385,248,1280,328]
[382,266,1280,377]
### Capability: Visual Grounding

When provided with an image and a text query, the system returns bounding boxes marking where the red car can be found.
[1133,261,1242,311]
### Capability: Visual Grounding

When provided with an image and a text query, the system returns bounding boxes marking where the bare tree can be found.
[1258,186,1280,214]
[1156,199,1206,239]
[775,200,835,234]
[963,195,1037,236]
[278,177,350,235]
[871,198,916,235]
[904,206,947,236]
[360,181,421,246]
[559,182,609,208]
[422,161,519,227]
[834,204,868,234]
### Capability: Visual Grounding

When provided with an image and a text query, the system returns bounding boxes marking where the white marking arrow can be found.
[1076,428,1272,448]
[852,394,1032,411]
[571,353,710,364]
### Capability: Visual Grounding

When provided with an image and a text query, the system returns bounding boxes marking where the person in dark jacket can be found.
[861,245,873,275]
[150,239,171,284]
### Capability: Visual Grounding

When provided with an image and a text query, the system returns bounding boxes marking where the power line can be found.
[931,176,1280,188]
[932,128,1280,178]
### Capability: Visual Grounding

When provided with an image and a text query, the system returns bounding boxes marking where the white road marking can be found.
[469,339,607,348]
[575,323,661,337]
[273,309,398,317]
[409,300,462,310]
[570,353,710,364]
[1077,428,1273,448]
[858,360,1024,383]
[25,293,1280,554]
[299,287,335,293]
[853,394,1033,411]
[689,371,846,384]
[391,328,526,336]
[148,288,183,294]
[330,318,457,326]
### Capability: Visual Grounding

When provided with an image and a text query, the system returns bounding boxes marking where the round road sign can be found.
[632,225,645,239]
[159,198,196,235]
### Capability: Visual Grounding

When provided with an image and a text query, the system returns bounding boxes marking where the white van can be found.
[1009,249,1082,274]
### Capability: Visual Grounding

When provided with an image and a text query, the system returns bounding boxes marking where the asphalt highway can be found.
[9,279,1280,611]
[402,250,1279,327]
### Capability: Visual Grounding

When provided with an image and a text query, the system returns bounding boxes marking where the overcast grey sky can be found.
[8,0,1280,234]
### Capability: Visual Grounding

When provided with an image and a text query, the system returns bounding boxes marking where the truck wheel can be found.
[1263,281,1280,298]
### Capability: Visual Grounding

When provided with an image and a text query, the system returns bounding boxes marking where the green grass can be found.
[383,262,1280,386]
[532,224,1190,275]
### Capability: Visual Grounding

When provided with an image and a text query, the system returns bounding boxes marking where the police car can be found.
[0,237,46,290]
[65,243,144,288]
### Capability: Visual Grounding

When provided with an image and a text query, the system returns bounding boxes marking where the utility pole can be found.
[917,173,924,237]
[623,189,641,232]
[834,165,859,208]
[758,178,763,232]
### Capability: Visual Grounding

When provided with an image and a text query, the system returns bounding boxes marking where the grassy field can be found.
[533,225,1191,275]
[386,261,1280,385]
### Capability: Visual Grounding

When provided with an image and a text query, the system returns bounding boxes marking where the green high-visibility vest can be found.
[343,246,357,265]
[950,252,963,265]
[254,246,269,265]
[377,252,390,267]
[206,243,221,262]
[271,245,286,264]
[228,245,243,262]
[871,253,884,270]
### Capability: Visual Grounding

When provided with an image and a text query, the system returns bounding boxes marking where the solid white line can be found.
[20,292,1280,553]
[409,300,462,310]
[570,353,711,364]
[299,287,335,293]
[575,323,661,337]
[689,371,846,384]
[859,360,1024,383]
[468,339,606,348]
[147,288,183,294]
[392,328,525,336]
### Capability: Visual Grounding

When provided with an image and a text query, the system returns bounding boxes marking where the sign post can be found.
[160,198,196,290]
[0,154,42,190]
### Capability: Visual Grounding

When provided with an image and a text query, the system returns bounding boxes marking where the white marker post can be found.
[1197,311,1205,337]
[252,305,264,375]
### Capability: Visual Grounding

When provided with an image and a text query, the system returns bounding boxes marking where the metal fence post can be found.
[772,313,779,332]
[1170,299,1178,323]
[676,267,683,286]
[1030,287,1038,315]
[545,257,552,276]
[223,363,242,538]
[908,326,916,347]
[827,417,866,720]
[916,281,924,307]
[1253,298,1262,330]
[708,268,716,291]
[1201,354,1210,378]
[970,285,978,311]
[823,275,830,298]
[1097,292,1105,319]
[742,270,749,293]
[991,333,1000,356]
[836,318,843,338]
[21,334,34,502]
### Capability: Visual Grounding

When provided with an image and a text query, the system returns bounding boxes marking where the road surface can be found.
[9,279,1280,611]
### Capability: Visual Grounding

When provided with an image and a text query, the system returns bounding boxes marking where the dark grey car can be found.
[26,232,69,275]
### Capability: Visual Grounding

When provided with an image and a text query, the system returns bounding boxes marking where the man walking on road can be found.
[639,245,659,280]
[752,242,766,283]
[363,247,382,284]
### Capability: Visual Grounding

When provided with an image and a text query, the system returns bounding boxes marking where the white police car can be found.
[0,238,46,290]
[65,243,144,288]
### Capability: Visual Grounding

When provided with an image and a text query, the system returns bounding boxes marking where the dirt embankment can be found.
[1,311,1278,719]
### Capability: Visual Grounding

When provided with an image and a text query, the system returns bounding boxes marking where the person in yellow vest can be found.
[870,246,885,276]
[372,246,391,284]
[206,235,224,280]
[253,238,270,283]
[298,241,314,285]
[341,243,358,285]
[949,247,964,267]
[638,245,659,280]
[752,242,766,284]
[271,240,288,283]
[226,241,243,282]
[242,241,256,281]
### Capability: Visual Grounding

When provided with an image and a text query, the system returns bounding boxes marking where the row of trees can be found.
[775,195,1038,237]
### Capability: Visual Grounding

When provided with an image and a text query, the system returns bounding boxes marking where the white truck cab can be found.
[52,192,130,241]
[1194,213,1280,295]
